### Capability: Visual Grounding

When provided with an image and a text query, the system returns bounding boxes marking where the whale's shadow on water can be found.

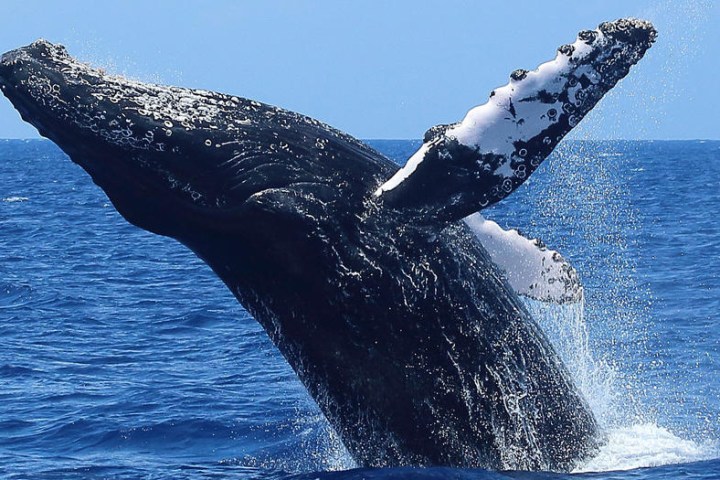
[0,19,656,473]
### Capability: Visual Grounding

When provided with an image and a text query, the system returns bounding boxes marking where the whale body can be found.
[0,19,655,471]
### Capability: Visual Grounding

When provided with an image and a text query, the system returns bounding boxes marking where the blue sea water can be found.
[1,138,719,479]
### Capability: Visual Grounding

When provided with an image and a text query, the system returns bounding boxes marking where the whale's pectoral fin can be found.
[375,19,656,224]
[465,213,582,304]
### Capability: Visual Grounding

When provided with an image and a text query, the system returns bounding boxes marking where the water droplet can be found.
[204,139,212,147]
[165,129,172,137]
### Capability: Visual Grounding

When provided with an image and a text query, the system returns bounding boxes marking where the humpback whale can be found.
[0,19,655,471]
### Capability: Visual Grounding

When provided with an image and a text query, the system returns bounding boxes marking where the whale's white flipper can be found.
[465,213,582,304]
[376,19,656,224]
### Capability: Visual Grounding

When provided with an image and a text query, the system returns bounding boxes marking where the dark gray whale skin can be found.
[0,20,654,471]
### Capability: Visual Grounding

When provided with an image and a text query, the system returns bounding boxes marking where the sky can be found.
[0,0,717,140]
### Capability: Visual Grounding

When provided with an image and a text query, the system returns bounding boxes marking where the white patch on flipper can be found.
[375,143,432,195]
[447,36,598,155]
[376,19,655,201]
[376,29,603,197]
[464,213,582,304]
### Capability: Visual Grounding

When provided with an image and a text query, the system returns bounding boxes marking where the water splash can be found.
[529,141,652,428]
[523,142,719,471]
[524,297,618,428]
[571,0,714,140]
[531,3,720,471]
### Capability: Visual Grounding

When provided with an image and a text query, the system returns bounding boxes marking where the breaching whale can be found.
[0,19,655,471]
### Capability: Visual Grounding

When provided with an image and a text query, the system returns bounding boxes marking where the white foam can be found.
[2,196,29,202]
[574,423,718,473]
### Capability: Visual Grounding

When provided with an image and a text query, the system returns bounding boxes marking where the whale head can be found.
[0,39,393,247]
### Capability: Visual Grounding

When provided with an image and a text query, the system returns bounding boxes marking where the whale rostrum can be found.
[0,18,655,471]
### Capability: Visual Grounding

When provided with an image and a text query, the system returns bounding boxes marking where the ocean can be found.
[1,139,719,479]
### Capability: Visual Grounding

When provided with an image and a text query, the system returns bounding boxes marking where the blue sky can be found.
[0,0,717,140]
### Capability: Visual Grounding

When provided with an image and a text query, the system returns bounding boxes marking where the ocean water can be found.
[1,138,719,479]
